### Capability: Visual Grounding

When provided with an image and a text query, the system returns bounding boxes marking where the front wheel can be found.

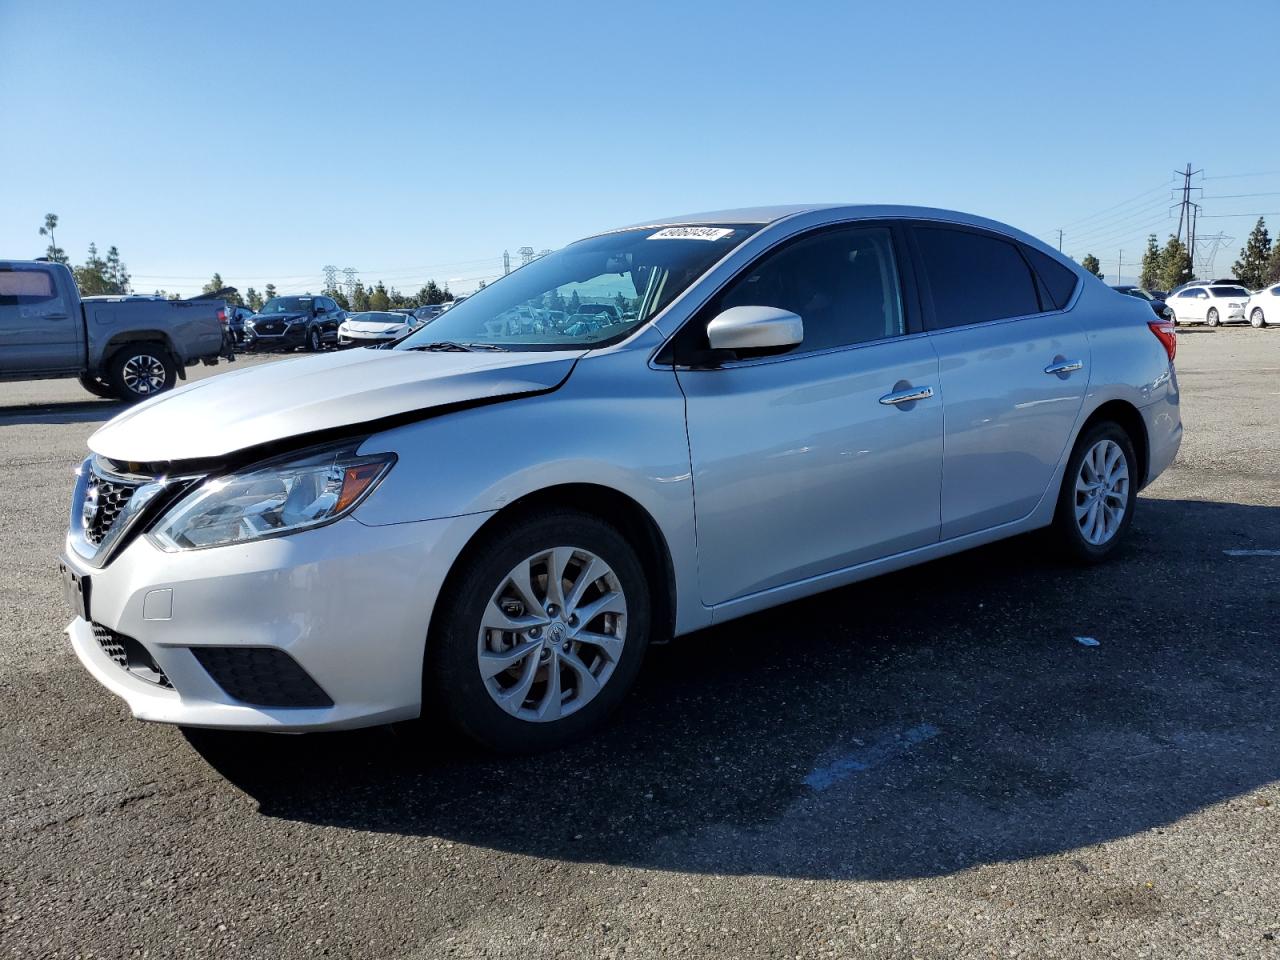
[306,326,323,352]
[1252,308,1267,328]
[1206,307,1220,327]
[1050,422,1139,563]
[106,344,177,402]
[425,510,652,752]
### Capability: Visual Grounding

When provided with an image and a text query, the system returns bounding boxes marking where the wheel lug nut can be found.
[568,615,578,626]
[529,627,541,638]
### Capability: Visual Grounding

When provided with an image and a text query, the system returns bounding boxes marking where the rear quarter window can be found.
[1021,246,1080,309]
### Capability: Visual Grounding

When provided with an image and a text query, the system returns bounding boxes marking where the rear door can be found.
[909,224,1088,540]
[1173,287,1207,322]
[0,263,84,374]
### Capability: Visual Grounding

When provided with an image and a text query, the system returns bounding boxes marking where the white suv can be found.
[1167,283,1250,326]
[1246,283,1279,327]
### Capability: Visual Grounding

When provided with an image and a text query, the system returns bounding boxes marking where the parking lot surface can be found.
[2,331,1278,959]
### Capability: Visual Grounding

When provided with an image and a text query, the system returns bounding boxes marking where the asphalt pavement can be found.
[2,330,1278,959]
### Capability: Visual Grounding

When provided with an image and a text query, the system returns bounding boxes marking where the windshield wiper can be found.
[404,341,474,352]
[403,340,509,353]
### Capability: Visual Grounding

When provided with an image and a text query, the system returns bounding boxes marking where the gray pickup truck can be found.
[0,259,232,402]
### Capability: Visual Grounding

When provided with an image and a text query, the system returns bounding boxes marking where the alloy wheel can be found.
[1074,438,1129,546]
[1206,308,1219,326]
[476,546,627,723]
[1252,308,1266,328]
[121,354,167,396]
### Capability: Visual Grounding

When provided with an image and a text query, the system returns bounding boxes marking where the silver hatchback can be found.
[66,205,1181,752]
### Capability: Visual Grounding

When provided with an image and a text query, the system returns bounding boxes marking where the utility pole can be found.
[1117,249,1123,284]
[503,250,511,276]
[1057,229,1063,252]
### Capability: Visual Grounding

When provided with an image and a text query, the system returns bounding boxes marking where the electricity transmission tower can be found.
[1192,232,1233,278]
[1171,162,1203,271]
[518,246,535,267]
[323,265,338,293]
[342,267,357,300]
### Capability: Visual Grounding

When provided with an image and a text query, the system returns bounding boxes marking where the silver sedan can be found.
[63,204,1181,752]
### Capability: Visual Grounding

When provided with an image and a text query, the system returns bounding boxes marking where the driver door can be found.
[675,224,943,607]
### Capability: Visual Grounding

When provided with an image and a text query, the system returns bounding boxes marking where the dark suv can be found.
[244,295,345,351]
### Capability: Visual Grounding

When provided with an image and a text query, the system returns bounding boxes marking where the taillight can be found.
[217,308,227,325]
[1148,320,1176,362]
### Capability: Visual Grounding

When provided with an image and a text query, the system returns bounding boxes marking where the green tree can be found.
[415,279,450,305]
[38,213,68,264]
[1080,254,1103,279]
[351,282,371,312]
[202,273,225,295]
[1138,234,1162,290]
[569,290,581,313]
[1266,239,1280,285]
[263,283,278,302]
[244,287,264,311]
[369,282,391,312]
[73,242,131,296]
[1233,217,1272,289]
[1158,235,1193,291]
[329,288,351,311]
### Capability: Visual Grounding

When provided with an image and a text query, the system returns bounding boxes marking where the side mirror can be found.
[706,305,803,354]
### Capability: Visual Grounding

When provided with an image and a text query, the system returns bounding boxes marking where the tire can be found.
[106,344,177,403]
[1252,308,1267,328]
[1051,422,1139,564]
[425,509,652,753]
[1206,307,1220,327]
[77,374,116,400]
[306,326,323,352]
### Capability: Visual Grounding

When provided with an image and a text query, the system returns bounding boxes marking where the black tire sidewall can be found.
[1053,422,1139,563]
[107,345,177,402]
[77,374,116,400]
[308,326,322,351]
[425,510,652,753]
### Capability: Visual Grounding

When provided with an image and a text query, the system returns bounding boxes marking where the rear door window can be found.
[913,227,1042,329]
[1022,246,1080,309]
[0,267,58,305]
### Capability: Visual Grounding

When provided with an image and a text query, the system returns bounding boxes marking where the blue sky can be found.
[3,0,1277,295]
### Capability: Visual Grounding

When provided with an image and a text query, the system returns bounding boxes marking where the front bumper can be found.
[243,326,306,350]
[338,332,398,347]
[62,510,490,731]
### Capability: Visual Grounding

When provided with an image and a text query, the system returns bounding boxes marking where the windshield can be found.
[397,224,758,352]
[350,312,405,323]
[260,296,313,314]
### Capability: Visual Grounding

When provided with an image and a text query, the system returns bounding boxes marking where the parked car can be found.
[243,295,344,351]
[414,305,445,323]
[1246,282,1279,327]
[224,304,256,343]
[1110,285,1170,318]
[337,310,418,347]
[1,259,230,401]
[60,204,1181,753]
[1166,283,1251,326]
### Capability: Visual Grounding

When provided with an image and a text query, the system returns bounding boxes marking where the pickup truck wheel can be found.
[108,345,177,402]
[77,374,117,400]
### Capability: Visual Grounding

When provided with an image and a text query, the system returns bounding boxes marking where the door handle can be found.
[43,313,70,320]
[1043,359,1084,376]
[879,385,934,406]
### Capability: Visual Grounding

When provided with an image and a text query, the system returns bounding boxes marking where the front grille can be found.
[192,647,333,708]
[92,622,172,688]
[83,473,141,545]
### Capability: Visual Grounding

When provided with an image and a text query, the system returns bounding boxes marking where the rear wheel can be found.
[106,344,177,402]
[425,510,651,752]
[1206,307,1220,327]
[1050,422,1138,563]
[77,374,116,400]
[1252,307,1267,328]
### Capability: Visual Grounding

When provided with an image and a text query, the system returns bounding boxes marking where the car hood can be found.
[89,347,586,463]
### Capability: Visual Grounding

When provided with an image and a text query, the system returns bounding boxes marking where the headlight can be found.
[148,442,396,551]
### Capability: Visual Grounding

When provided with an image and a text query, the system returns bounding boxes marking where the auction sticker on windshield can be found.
[647,227,736,241]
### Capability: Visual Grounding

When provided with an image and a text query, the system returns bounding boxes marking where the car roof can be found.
[604,204,1063,257]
